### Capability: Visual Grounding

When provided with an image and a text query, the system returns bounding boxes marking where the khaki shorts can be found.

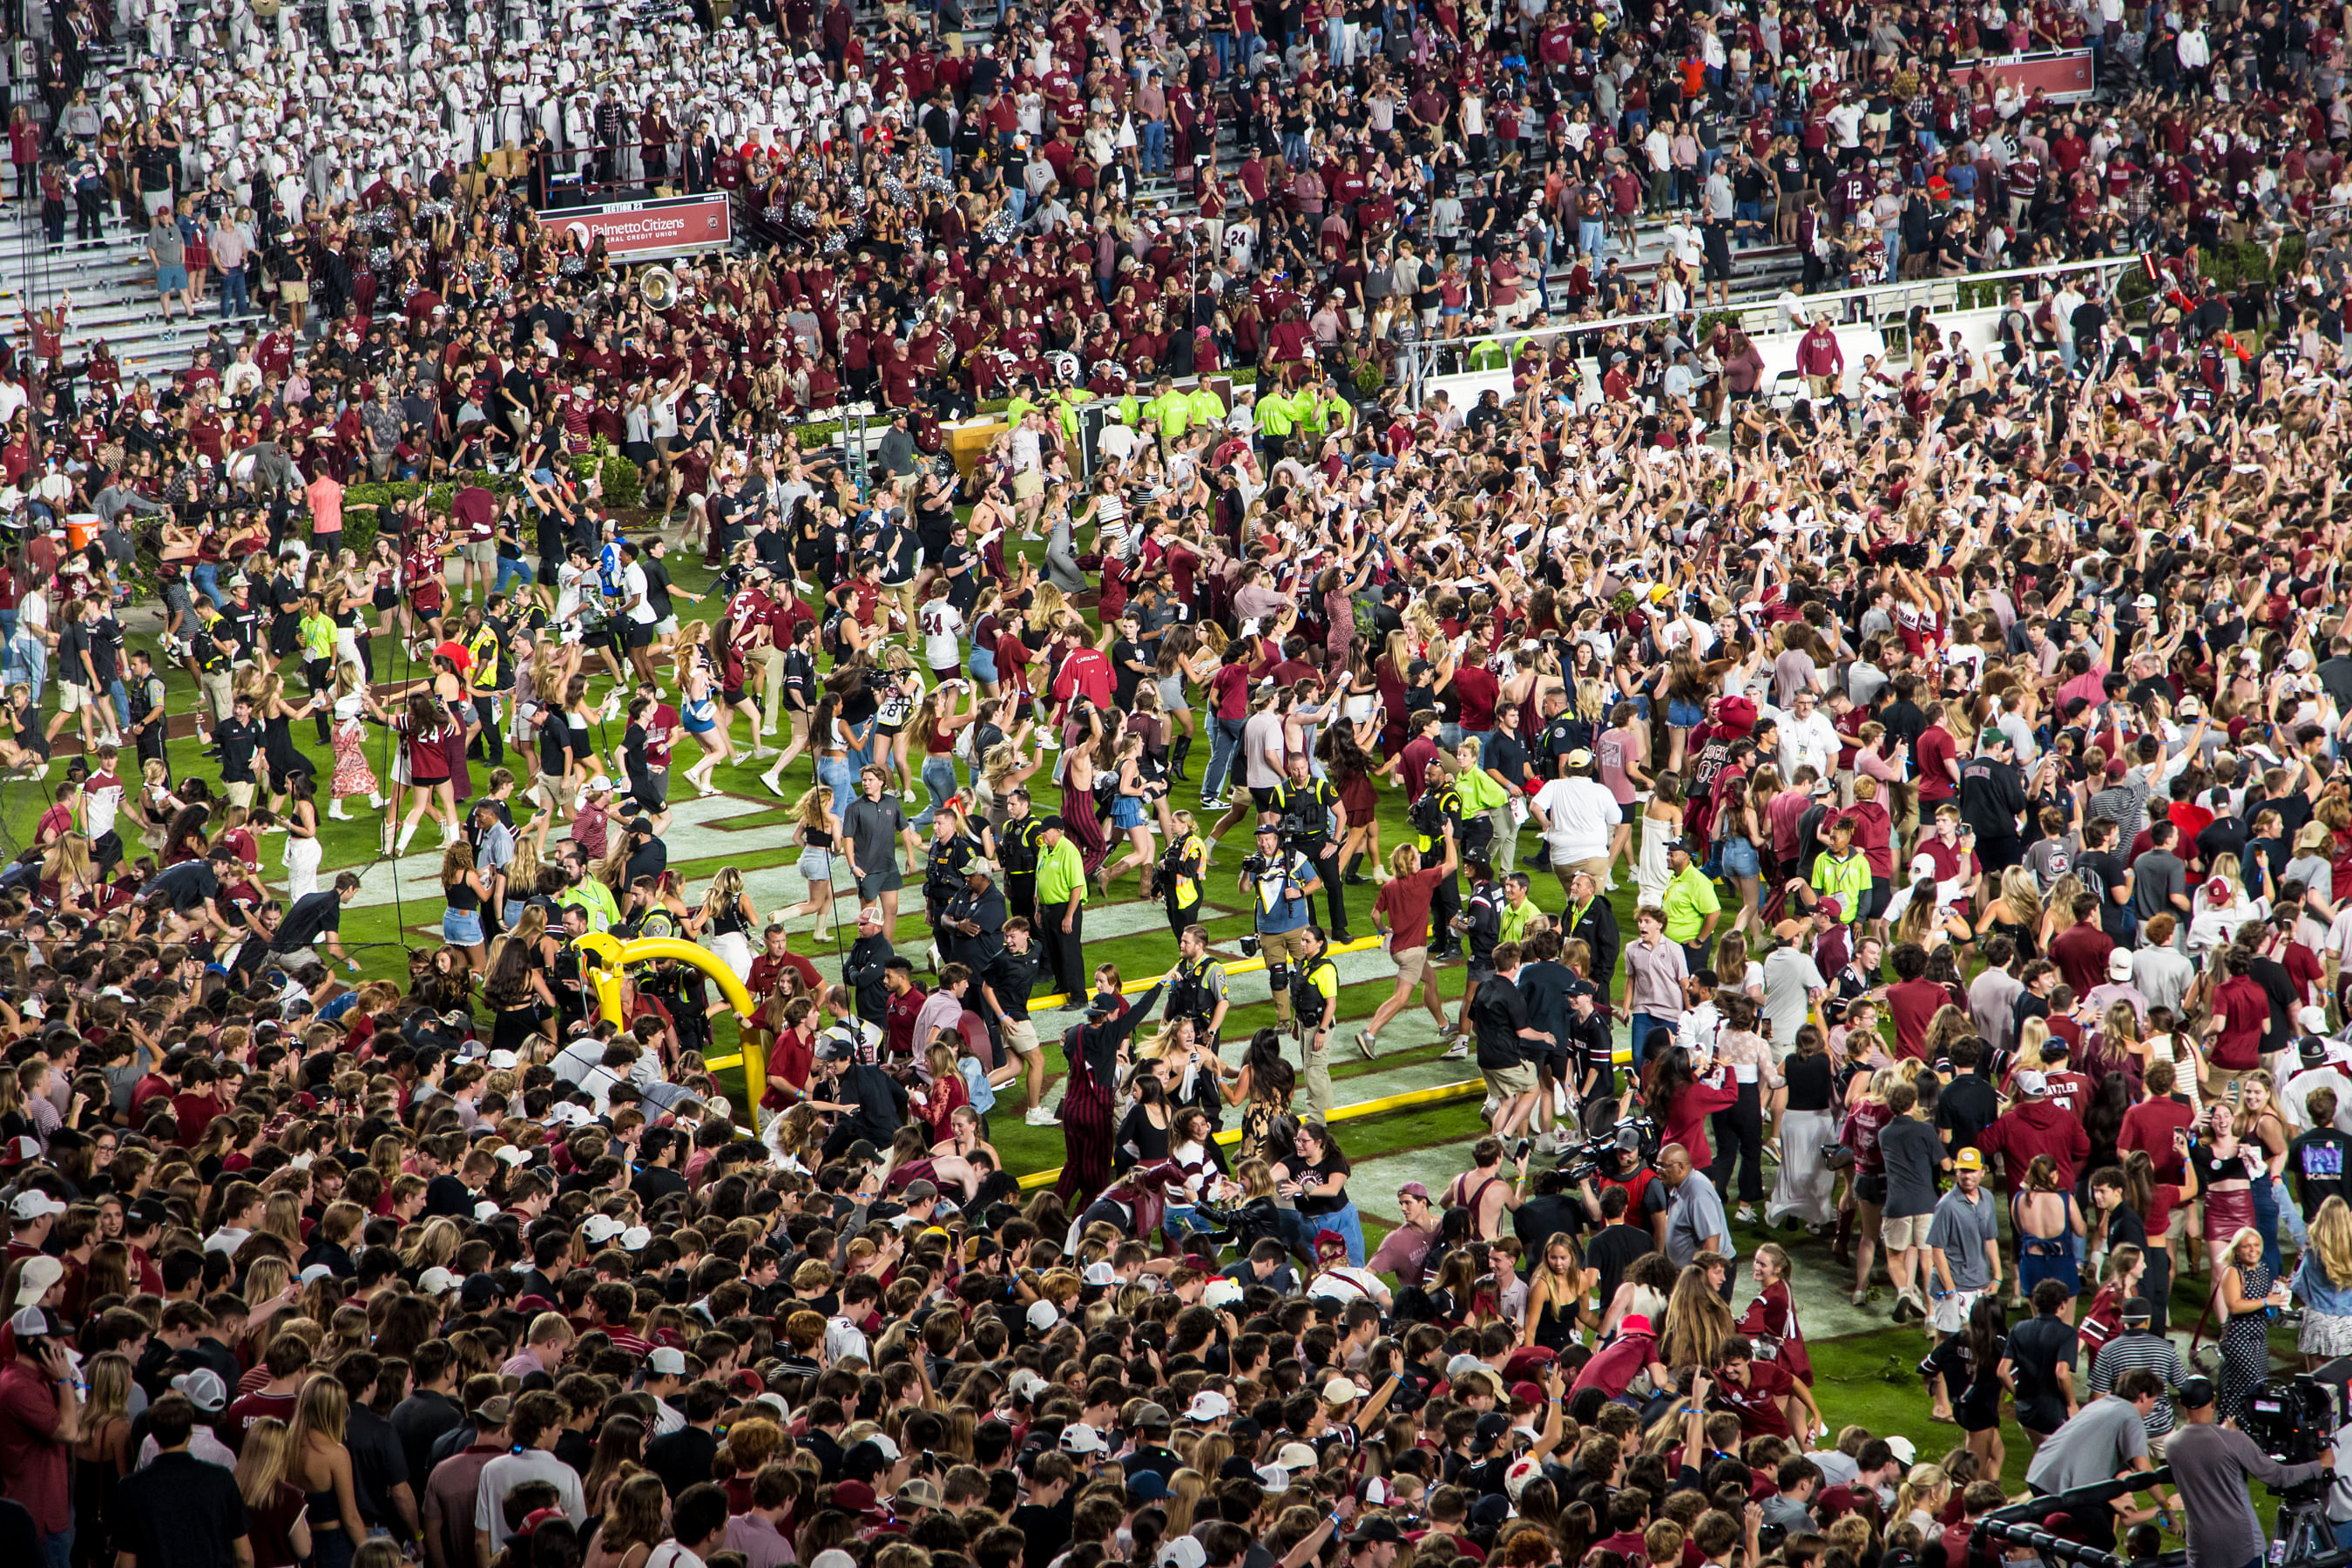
[224,781,257,808]
[1391,944,1430,989]
[463,540,496,572]
[1484,1061,1538,1098]
[1003,1019,1040,1057]
[1881,1211,1933,1250]
[279,279,309,303]
[56,681,84,713]
[2146,1429,2168,1461]
[1010,470,1044,501]
[200,670,233,722]
[2166,1205,2189,1240]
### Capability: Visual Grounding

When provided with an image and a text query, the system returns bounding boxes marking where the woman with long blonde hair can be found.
[234,1416,315,1567]
[774,787,840,929]
[1520,1233,1594,1351]
[2293,1196,2352,1368]
[1659,1260,1737,1372]
[73,1350,134,1558]
[692,866,758,980]
[288,1375,366,1568]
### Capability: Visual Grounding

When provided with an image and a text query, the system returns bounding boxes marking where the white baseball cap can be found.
[648,1347,688,1375]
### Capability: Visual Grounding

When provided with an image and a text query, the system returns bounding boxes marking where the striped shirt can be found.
[2088,1330,2182,1435]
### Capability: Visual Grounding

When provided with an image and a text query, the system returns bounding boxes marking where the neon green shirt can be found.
[1035,835,1087,909]
[1186,387,1227,428]
[1500,896,1545,949]
[1661,864,1722,944]
[1453,765,1509,814]
[1810,848,1872,925]
[1255,391,1294,436]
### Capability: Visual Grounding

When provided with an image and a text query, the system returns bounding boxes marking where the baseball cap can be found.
[1884,1435,1918,1465]
[12,1255,61,1308]
[0,1138,40,1169]
[2121,1297,2152,1321]
[2014,1070,2050,1098]
[418,1266,460,1296]
[9,1192,64,1221]
[1186,1389,1231,1422]
[1348,1517,1409,1545]
[171,1369,229,1411]
[1060,1423,1107,1455]
[1026,1300,1060,1331]
[2178,1375,2217,1410]
[648,1347,687,1375]
[1396,1181,1431,1202]
[1954,1146,1984,1170]
[1322,1375,1363,1404]
[2109,950,2134,981]
[1275,1440,1319,1471]
[581,1214,624,1245]
[1201,1278,1244,1309]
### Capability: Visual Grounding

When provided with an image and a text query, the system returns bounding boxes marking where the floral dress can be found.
[331,691,377,799]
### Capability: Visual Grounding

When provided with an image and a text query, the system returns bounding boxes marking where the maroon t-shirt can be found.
[2119,1095,2195,1183]
[1886,977,1949,1060]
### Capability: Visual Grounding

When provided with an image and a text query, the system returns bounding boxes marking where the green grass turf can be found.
[30,535,1597,1131]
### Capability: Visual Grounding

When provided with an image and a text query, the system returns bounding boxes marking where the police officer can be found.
[463,599,510,763]
[1413,757,1472,960]
[1267,751,1349,943]
[1163,922,1231,1047]
[997,787,1043,923]
[1445,855,1505,1058]
[1159,807,1209,936]
[921,801,987,958]
[940,855,1008,976]
[1289,923,1341,1117]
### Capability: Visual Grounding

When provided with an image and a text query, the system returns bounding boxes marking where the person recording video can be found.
[2168,1373,2330,1568]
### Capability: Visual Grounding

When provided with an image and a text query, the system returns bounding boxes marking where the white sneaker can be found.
[1024,1104,1060,1126]
[901,787,917,802]
[1440,1040,1470,1060]
[760,772,787,798]
[1038,733,1059,749]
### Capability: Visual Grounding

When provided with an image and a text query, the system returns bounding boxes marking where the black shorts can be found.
[1248,785,1279,811]
[625,621,656,650]
[1466,961,1497,985]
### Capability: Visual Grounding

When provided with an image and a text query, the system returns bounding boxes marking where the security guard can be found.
[1288,923,1341,1117]
[1445,855,1505,1059]
[940,855,1008,976]
[1411,757,1470,960]
[921,802,988,952]
[1159,807,1208,936]
[997,787,1044,923]
[190,609,238,746]
[463,602,508,763]
[1266,752,1349,943]
[1163,921,1231,1046]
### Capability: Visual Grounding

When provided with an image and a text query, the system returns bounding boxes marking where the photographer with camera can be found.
[1267,752,1349,944]
[1240,822,1330,1113]
[2167,1372,2330,1568]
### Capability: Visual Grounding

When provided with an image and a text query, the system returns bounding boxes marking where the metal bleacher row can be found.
[0,13,1821,390]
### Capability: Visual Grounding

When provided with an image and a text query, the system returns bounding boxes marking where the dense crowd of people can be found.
[10,0,2352,1565]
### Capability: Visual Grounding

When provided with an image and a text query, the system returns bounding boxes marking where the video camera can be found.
[1559,1102,1660,1184]
[2247,1362,2352,1473]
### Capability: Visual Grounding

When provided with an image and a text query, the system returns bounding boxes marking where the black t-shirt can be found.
[1470,973,1531,1068]
[1783,1051,1835,1112]
[1936,1070,2000,1154]
[2005,1311,2078,1432]
[1014,1497,1074,1566]
[623,833,668,887]
[145,860,222,912]
[2075,848,2132,941]
[271,889,343,952]
[1110,637,1148,708]
[55,618,90,686]
[644,1425,720,1498]
[215,716,262,782]
[1584,1220,1657,1309]
[2290,1127,2352,1215]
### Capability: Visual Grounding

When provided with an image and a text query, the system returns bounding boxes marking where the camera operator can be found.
[2168,1373,2330,1568]
[1266,752,1348,943]
[1578,1125,1671,1250]
[1239,822,1328,1108]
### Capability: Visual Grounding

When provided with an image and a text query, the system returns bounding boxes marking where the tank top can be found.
[445,875,479,911]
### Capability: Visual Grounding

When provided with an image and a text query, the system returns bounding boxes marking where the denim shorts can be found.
[1667,698,1705,728]
[1720,834,1761,878]
[442,909,484,946]
[970,648,998,684]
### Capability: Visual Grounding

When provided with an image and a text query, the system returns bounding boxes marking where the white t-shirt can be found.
[476,1449,585,1546]
[918,599,965,671]
[1531,777,1623,862]
[622,562,656,625]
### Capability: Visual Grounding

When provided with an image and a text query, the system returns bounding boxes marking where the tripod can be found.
[2273,1485,2339,1568]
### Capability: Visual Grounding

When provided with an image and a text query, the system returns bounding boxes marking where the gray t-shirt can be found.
[2132,849,2187,922]
[2024,1395,2150,1495]
[1880,1116,1945,1219]
[842,795,909,878]
[1924,1185,2000,1289]
[1666,1170,1735,1267]
[1761,948,1825,1047]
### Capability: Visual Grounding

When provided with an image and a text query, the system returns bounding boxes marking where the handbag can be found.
[1821,1142,1855,1171]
